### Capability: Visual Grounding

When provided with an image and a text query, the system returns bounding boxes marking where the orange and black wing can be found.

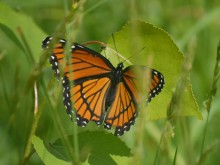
[123,66,165,102]
[42,37,114,126]
[42,37,165,135]
[104,66,164,135]
[104,81,137,135]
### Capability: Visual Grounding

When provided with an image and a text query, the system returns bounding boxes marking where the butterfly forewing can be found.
[66,47,114,82]
[123,66,164,103]
[42,37,114,81]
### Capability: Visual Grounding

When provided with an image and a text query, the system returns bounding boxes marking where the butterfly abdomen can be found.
[105,63,124,109]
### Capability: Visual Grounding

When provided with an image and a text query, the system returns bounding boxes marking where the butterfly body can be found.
[42,37,164,136]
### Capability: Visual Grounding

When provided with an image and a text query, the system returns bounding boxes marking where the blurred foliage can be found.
[0,0,220,165]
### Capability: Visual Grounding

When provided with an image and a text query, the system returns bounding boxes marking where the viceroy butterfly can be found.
[42,37,165,136]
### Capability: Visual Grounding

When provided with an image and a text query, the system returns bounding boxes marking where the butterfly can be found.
[42,36,165,136]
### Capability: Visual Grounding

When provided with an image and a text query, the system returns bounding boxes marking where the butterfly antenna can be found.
[122,47,146,64]
[112,34,120,62]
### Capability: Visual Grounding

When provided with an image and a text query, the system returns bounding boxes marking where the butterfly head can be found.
[116,62,124,70]
[114,63,124,81]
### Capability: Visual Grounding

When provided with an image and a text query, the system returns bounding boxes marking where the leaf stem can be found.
[198,41,220,164]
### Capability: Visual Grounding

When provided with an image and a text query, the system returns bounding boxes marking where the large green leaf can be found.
[33,131,131,165]
[105,20,202,120]
[49,131,132,165]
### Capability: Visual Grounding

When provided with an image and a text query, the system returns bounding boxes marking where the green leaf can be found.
[89,154,116,165]
[32,136,71,165]
[105,20,202,120]
[0,3,46,61]
[50,131,132,165]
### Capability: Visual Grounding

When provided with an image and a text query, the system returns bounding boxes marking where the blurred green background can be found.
[0,0,220,164]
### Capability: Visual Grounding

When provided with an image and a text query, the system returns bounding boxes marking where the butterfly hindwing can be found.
[104,81,137,136]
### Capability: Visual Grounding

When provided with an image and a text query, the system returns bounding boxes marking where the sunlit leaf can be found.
[105,20,202,120]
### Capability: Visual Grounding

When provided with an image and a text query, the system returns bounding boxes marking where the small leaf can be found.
[105,20,202,120]
[32,135,71,165]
